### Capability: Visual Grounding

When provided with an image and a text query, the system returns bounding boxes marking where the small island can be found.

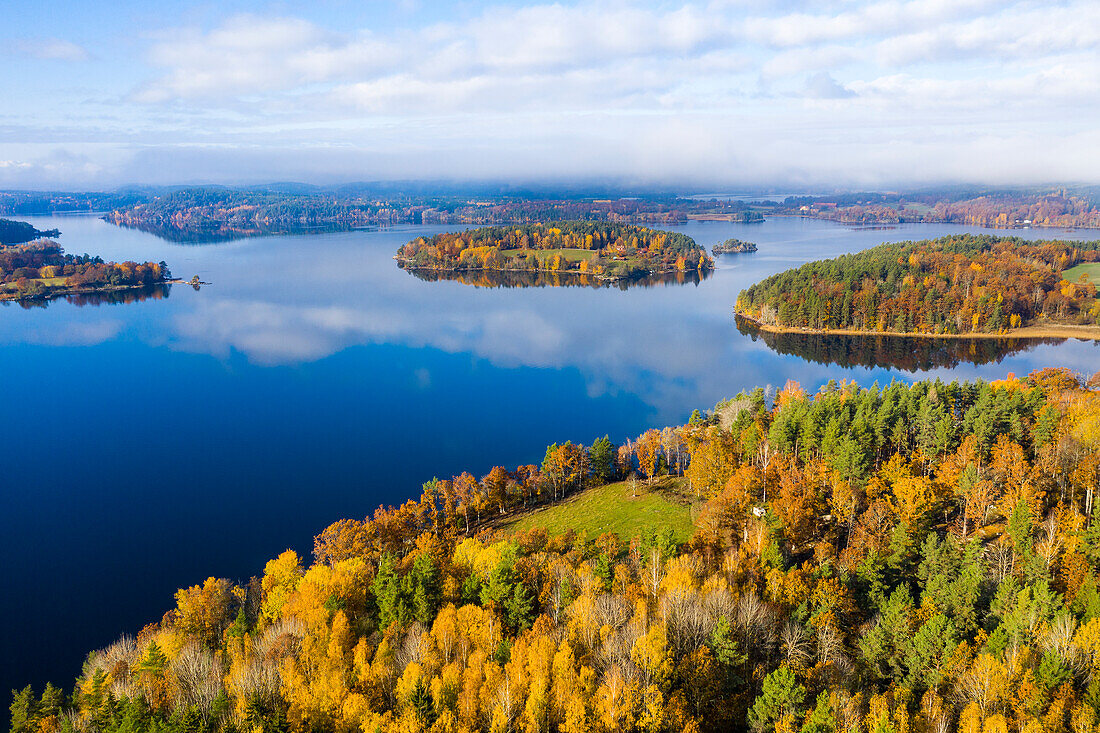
[396,221,714,282]
[712,238,757,255]
[0,239,175,303]
[736,234,1100,338]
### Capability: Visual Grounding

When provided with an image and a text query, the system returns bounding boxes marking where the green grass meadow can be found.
[1063,262,1100,284]
[501,476,697,543]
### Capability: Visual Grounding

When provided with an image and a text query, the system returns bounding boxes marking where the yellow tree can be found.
[260,550,304,623]
[635,429,663,480]
[990,435,1042,519]
[1069,394,1100,515]
[173,577,235,648]
[483,466,512,516]
[684,426,736,498]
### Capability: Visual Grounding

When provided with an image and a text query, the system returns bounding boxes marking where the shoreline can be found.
[396,259,712,283]
[735,311,1100,341]
[764,213,1100,231]
[88,212,1100,238]
[0,279,179,303]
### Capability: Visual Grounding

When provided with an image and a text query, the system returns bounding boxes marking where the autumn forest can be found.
[395,223,713,281]
[736,235,1100,336]
[11,368,1100,733]
[0,240,171,302]
[10,1,1100,731]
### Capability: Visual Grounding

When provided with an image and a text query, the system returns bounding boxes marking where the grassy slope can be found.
[499,476,697,543]
[0,276,67,297]
[1064,262,1100,284]
[0,276,67,290]
[497,248,663,272]
[499,248,595,263]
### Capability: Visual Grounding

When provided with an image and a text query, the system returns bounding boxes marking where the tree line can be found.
[737,235,1100,334]
[12,368,1100,733]
[96,188,764,241]
[0,241,171,301]
[772,191,1100,229]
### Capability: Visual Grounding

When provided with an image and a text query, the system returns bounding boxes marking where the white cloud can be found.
[875,4,1100,65]
[0,146,109,187]
[10,38,91,61]
[129,0,1100,118]
[4,0,1100,187]
[804,72,855,99]
[134,15,394,102]
[135,4,729,105]
[849,62,1100,110]
[760,46,857,81]
[738,0,1001,48]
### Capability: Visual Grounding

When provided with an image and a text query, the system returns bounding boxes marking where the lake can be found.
[2,214,1098,704]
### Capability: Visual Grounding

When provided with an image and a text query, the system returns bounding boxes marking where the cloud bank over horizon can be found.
[2,0,1098,190]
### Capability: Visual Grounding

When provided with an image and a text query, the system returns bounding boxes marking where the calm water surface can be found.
[2,214,1098,703]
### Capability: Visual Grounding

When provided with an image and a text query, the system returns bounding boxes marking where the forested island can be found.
[713,239,758,255]
[11,368,1100,733]
[0,240,173,303]
[396,222,714,282]
[736,235,1100,338]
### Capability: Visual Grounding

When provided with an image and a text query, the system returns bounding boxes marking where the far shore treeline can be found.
[395,222,713,281]
[736,235,1100,336]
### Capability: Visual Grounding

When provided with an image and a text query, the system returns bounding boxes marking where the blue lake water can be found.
[2,214,1099,704]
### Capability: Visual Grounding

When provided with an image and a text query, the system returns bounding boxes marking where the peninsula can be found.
[12,370,1100,733]
[0,218,59,245]
[736,234,1100,338]
[0,239,175,303]
[395,221,714,282]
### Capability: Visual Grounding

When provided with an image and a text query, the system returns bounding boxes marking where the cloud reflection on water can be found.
[3,215,1099,424]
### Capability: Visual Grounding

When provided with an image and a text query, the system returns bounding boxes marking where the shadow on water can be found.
[402,267,711,290]
[734,314,1066,371]
[2,283,171,310]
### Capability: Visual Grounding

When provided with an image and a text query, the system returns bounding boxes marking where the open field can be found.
[499,247,596,263]
[1064,262,1100,284]
[0,276,67,292]
[499,475,697,542]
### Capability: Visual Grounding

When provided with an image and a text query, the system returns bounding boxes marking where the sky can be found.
[1,0,1098,190]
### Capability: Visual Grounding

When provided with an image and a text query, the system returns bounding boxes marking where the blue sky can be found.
[2,0,1098,189]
